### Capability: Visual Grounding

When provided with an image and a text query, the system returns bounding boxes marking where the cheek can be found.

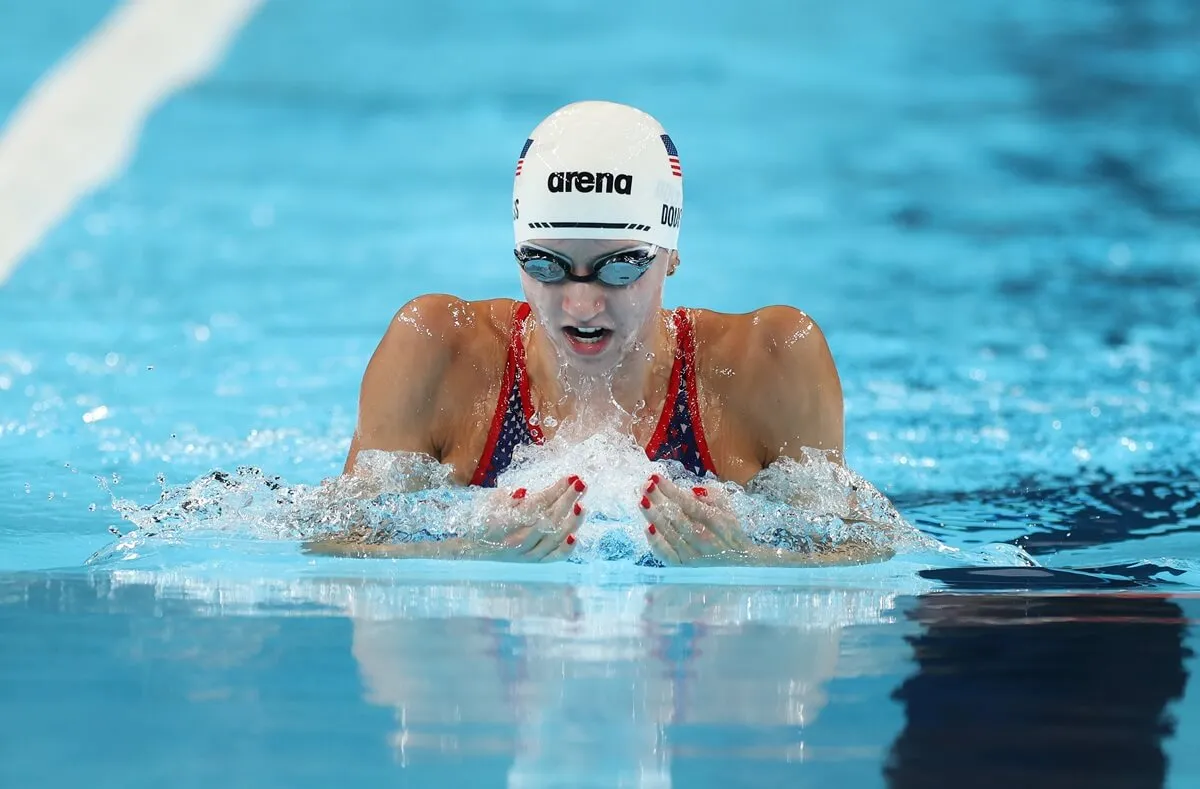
[616,275,665,317]
[520,277,555,313]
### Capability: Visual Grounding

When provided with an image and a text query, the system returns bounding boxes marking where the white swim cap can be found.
[512,101,684,250]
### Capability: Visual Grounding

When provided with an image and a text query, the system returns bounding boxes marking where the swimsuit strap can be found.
[470,302,543,487]
[644,308,717,477]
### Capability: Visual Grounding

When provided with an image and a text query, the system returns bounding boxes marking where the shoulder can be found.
[690,304,837,381]
[384,294,517,344]
[689,304,844,458]
[346,295,522,467]
[374,295,517,362]
[363,295,519,392]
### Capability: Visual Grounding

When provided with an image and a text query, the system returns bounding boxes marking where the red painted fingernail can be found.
[573,502,582,516]
[648,524,657,535]
[692,487,707,497]
[567,475,579,485]
[641,495,651,509]
[650,474,661,484]
[574,479,585,492]
[566,534,576,545]
[512,488,527,500]
[646,481,657,494]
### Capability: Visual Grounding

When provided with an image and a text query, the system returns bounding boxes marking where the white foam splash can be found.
[89,429,966,567]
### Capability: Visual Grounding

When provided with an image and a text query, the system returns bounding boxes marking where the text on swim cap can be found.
[547,172,633,195]
[661,204,681,228]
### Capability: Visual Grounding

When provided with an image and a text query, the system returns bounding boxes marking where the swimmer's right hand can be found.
[466,475,587,562]
[301,475,585,562]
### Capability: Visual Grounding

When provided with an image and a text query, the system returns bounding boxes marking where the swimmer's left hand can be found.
[638,475,755,567]
[639,474,894,567]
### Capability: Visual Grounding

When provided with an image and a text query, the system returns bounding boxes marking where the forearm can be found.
[746,539,895,568]
[737,489,897,567]
[304,535,471,560]
[301,468,487,557]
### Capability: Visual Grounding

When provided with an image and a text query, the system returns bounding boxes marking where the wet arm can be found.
[307,296,475,557]
[746,306,896,561]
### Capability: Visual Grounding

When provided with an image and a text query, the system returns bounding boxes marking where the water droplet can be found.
[88,504,96,512]
[543,415,558,428]
[645,352,654,362]
[47,492,54,500]
[529,412,540,426]
[24,483,30,493]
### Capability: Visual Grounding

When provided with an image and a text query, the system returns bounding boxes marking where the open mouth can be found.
[562,326,613,355]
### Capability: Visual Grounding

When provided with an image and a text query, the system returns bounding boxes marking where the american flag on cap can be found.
[515,138,533,177]
[661,134,681,177]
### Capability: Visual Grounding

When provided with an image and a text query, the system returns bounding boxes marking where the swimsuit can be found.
[470,302,717,486]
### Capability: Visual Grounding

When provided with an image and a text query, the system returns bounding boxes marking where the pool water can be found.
[2,0,1200,786]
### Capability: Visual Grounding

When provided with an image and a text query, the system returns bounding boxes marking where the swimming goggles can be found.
[514,243,659,286]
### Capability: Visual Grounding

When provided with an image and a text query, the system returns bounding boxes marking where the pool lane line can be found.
[0,0,265,286]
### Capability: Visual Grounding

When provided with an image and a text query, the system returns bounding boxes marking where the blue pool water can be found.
[2,0,1200,785]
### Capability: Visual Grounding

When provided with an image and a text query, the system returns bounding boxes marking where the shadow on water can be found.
[886,592,1191,789]
[899,469,1200,558]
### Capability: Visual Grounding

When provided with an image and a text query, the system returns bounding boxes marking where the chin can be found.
[553,340,625,375]
[562,350,621,375]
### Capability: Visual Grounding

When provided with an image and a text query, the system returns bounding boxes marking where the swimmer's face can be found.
[519,238,673,372]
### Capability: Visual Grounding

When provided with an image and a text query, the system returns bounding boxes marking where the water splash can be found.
[87,432,1025,569]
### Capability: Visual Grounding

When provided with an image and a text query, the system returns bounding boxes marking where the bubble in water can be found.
[89,504,97,512]
[529,412,540,426]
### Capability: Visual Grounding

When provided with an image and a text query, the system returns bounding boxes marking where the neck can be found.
[523,310,677,435]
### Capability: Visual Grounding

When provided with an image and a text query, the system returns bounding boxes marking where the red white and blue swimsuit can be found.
[470,303,718,487]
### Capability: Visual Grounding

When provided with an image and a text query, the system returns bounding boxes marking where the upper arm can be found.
[343,294,462,475]
[747,306,845,466]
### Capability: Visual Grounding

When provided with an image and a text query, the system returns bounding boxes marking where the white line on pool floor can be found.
[0,0,264,286]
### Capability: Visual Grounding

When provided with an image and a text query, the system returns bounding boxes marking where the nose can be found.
[560,281,605,322]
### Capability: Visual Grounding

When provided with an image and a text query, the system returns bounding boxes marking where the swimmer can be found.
[309,100,896,567]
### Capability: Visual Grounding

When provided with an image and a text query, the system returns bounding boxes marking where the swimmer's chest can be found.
[437,391,764,487]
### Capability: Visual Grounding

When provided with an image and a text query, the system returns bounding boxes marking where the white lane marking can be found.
[0,0,265,285]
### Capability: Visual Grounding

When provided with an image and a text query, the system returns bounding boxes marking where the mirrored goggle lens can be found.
[593,249,656,285]
[515,245,659,285]
[514,249,569,282]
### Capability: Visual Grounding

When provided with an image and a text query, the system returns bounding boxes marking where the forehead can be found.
[525,238,643,259]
